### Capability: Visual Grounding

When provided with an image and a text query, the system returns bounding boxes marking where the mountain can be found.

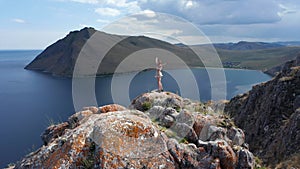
[275,41,300,46]
[25,27,97,76]
[225,54,300,168]
[11,91,255,168]
[212,41,284,50]
[25,27,202,77]
[215,46,300,70]
[25,27,300,76]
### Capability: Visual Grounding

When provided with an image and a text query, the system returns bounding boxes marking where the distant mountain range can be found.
[177,41,300,51]
[211,41,284,50]
[25,27,300,76]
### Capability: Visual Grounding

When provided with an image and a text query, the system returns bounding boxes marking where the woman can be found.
[155,57,165,92]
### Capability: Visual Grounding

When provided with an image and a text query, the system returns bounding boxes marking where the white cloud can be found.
[12,18,26,24]
[139,10,156,18]
[95,7,121,16]
[278,4,297,17]
[70,0,98,4]
[185,1,194,9]
[138,0,283,25]
[100,13,211,45]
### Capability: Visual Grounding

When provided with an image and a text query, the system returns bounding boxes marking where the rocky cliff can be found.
[12,91,255,169]
[225,54,300,168]
[264,53,300,76]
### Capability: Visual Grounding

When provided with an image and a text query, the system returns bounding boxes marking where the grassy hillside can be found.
[216,46,300,70]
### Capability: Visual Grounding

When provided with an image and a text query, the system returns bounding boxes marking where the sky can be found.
[0,0,300,49]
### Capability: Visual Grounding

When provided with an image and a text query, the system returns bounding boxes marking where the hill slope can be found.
[225,54,300,168]
[25,27,202,77]
[216,47,300,70]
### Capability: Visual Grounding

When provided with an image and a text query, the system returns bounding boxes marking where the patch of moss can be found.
[254,156,267,169]
[174,105,181,112]
[165,129,176,138]
[179,138,189,144]
[158,126,167,132]
[142,101,152,111]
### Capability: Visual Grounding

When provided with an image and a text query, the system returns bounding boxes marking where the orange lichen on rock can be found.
[99,104,126,113]
[111,119,155,138]
[14,91,255,169]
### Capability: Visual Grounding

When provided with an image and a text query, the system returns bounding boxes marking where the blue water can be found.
[0,50,271,167]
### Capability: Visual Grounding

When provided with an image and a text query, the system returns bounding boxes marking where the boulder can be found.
[14,91,255,169]
[41,122,69,145]
[16,110,176,168]
[99,104,126,113]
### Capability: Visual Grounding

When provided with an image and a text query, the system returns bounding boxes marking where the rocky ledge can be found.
[226,54,300,168]
[12,91,254,169]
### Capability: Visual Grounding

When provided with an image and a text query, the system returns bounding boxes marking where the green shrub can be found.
[142,101,152,111]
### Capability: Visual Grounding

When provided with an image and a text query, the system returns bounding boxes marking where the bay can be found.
[0,50,271,167]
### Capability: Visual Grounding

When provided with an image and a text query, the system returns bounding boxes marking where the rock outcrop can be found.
[13,91,255,169]
[264,53,300,76]
[225,54,300,168]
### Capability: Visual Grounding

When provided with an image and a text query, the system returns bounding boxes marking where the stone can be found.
[160,115,175,128]
[68,110,93,128]
[41,122,69,145]
[14,91,255,169]
[199,124,226,142]
[130,91,184,111]
[193,114,220,138]
[82,106,99,114]
[163,107,178,118]
[167,139,220,169]
[176,109,195,127]
[148,106,165,120]
[15,111,176,168]
[207,140,237,169]
[236,148,255,169]
[227,127,245,146]
[99,104,126,113]
[171,123,198,143]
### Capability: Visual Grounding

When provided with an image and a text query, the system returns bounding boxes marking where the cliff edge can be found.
[225,54,300,168]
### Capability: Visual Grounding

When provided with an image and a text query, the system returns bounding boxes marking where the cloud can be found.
[11,18,26,24]
[69,0,98,4]
[139,10,156,18]
[101,13,211,45]
[95,7,121,16]
[138,0,283,25]
[96,19,110,23]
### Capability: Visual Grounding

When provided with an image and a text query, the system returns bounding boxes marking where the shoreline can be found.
[27,66,270,79]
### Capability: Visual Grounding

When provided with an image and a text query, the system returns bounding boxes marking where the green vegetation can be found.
[216,46,300,70]
[82,158,94,169]
[179,138,189,144]
[81,142,96,169]
[164,129,177,138]
[254,156,267,169]
[141,101,152,111]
